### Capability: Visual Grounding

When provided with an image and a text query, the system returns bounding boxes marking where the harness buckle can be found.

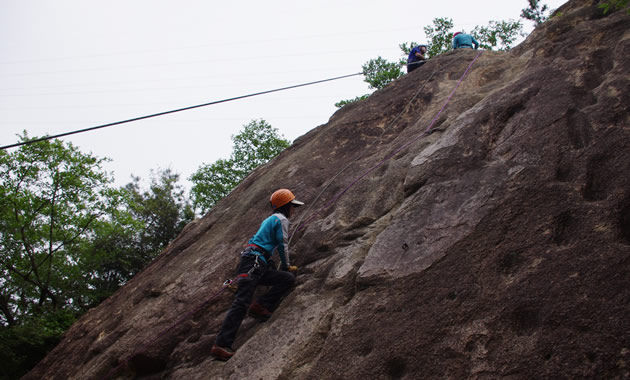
[222,279,238,293]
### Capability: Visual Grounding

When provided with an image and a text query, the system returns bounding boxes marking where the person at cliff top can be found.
[452,31,480,50]
[407,44,428,73]
[211,189,303,361]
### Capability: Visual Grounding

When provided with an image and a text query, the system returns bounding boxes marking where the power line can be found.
[0,72,362,150]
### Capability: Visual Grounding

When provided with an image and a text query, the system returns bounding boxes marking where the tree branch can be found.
[0,291,16,326]
[50,212,102,255]
[46,170,60,287]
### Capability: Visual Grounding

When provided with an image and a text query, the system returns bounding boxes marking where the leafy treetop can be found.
[190,119,290,214]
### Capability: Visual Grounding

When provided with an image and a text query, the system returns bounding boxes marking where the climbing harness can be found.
[223,249,264,292]
[247,254,263,274]
[243,245,270,265]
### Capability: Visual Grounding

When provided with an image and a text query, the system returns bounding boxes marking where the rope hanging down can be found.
[0,72,362,151]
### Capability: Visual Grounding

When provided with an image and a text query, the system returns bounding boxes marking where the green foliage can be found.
[190,119,290,214]
[82,169,194,305]
[424,17,455,57]
[599,0,630,14]
[521,0,550,25]
[0,133,114,326]
[190,159,240,214]
[334,94,369,109]
[123,169,194,255]
[361,57,404,90]
[336,15,523,108]
[0,134,194,377]
[0,134,116,377]
[334,55,402,106]
[230,119,290,175]
[472,20,523,51]
[79,197,142,305]
[0,310,75,379]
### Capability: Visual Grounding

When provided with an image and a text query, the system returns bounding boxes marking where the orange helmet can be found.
[270,189,304,209]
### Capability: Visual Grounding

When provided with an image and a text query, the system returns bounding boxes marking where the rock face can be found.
[26,1,630,379]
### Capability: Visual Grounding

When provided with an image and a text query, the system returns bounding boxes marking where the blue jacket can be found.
[452,33,479,49]
[248,213,290,267]
[407,46,426,63]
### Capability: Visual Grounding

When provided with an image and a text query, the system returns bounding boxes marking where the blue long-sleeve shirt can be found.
[407,46,426,63]
[452,33,479,49]
[248,213,291,266]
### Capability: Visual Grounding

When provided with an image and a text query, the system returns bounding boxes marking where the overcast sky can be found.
[0,0,567,191]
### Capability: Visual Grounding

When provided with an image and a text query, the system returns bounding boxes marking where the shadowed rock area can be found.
[26,1,629,378]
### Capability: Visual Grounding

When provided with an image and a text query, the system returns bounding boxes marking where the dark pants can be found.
[407,60,426,73]
[215,252,295,348]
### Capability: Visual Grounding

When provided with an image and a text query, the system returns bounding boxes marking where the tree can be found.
[472,20,523,51]
[123,169,194,256]
[0,134,115,325]
[362,56,404,90]
[335,15,524,109]
[0,134,116,378]
[0,135,195,377]
[83,169,194,305]
[79,193,141,306]
[334,95,369,109]
[521,0,550,25]
[334,56,403,108]
[230,120,291,176]
[424,17,455,57]
[190,119,290,214]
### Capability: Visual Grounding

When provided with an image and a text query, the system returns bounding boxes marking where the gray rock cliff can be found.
[26,0,630,378]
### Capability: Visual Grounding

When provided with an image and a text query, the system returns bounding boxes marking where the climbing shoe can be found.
[211,344,234,361]
[248,302,272,322]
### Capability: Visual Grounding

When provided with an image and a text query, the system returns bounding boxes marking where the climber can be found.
[210,189,303,361]
[452,31,479,50]
[407,44,428,73]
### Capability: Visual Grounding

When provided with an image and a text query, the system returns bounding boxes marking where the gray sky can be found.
[0,0,567,190]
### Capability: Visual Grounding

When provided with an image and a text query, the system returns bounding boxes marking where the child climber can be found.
[211,189,303,361]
